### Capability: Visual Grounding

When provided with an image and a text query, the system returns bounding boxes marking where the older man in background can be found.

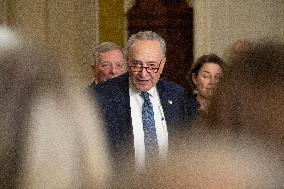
[90,42,127,86]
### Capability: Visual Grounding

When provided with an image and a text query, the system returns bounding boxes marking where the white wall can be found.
[193,0,284,61]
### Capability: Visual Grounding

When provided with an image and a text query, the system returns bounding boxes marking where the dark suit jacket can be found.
[90,73,190,170]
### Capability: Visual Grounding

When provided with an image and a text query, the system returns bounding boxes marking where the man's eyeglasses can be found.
[129,59,162,74]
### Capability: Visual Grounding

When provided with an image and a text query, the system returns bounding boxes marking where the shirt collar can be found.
[129,81,156,97]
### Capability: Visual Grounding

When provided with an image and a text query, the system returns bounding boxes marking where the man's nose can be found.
[110,65,119,75]
[140,66,149,77]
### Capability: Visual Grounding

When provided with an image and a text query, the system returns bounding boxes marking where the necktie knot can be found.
[140,92,150,101]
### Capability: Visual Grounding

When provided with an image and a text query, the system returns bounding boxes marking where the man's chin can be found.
[134,84,151,93]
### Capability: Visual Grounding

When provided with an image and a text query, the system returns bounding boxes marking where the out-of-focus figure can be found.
[116,135,283,189]
[231,39,251,54]
[186,53,225,125]
[223,39,251,65]
[209,40,284,159]
[90,41,127,86]
[0,26,111,189]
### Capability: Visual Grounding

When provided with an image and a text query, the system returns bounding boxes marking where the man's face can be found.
[193,63,222,99]
[128,40,166,92]
[93,49,126,83]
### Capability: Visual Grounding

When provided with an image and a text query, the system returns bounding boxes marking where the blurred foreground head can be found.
[210,39,284,156]
[117,136,283,188]
[0,26,110,188]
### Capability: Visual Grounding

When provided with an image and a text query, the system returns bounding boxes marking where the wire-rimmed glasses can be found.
[129,59,162,74]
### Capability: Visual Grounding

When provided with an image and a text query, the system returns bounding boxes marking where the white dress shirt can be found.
[129,86,168,169]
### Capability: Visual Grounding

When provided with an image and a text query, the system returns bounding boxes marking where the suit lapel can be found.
[157,80,173,125]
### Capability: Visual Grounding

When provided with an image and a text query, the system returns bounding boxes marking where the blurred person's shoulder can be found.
[92,73,129,96]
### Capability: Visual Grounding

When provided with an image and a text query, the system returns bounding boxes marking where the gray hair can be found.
[126,31,166,58]
[93,42,124,64]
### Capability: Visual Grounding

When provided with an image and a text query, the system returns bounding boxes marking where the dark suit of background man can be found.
[91,31,190,171]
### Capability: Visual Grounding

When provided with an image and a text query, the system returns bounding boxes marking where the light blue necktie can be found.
[140,92,159,158]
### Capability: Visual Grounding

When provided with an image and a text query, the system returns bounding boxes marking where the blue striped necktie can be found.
[140,92,159,158]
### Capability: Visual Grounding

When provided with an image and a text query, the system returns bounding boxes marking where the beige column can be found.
[13,0,48,43]
[0,0,8,24]
[2,0,99,86]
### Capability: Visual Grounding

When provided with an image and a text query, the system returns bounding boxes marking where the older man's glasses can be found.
[129,59,162,74]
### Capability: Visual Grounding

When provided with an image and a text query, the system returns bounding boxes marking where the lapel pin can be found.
[168,100,173,104]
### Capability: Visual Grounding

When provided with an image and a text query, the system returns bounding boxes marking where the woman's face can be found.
[193,63,223,99]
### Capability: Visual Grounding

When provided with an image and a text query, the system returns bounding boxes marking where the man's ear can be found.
[91,64,97,79]
[91,64,96,74]
[163,57,167,64]
[159,57,167,72]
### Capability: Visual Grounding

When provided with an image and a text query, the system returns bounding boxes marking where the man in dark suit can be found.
[91,31,190,171]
